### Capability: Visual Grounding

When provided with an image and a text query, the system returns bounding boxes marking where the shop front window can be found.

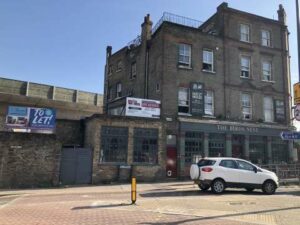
[249,136,267,164]
[185,132,203,164]
[133,128,158,164]
[271,137,288,164]
[209,133,225,157]
[101,126,128,163]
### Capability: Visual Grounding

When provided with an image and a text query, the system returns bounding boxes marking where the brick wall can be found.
[0,132,61,188]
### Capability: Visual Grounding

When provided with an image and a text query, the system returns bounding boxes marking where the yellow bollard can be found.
[131,177,136,204]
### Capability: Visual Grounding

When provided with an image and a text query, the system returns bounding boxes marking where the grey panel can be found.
[60,148,92,185]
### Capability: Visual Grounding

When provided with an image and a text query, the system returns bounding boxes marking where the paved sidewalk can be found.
[0,181,299,225]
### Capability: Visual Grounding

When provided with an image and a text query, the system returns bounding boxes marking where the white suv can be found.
[190,157,279,195]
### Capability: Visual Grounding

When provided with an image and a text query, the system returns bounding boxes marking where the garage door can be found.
[59,148,92,185]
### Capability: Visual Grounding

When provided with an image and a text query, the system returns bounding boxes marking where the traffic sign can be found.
[280,131,300,140]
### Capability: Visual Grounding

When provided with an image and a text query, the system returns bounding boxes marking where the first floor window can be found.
[264,96,274,122]
[262,61,272,81]
[204,90,214,116]
[275,100,285,122]
[241,93,252,120]
[130,62,136,79]
[133,128,158,164]
[178,43,191,67]
[100,126,128,163]
[178,87,189,114]
[241,56,250,78]
[117,60,122,71]
[202,49,214,71]
[116,83,122,98]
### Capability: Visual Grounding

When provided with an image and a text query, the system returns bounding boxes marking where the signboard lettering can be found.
[217,125,259,133]
[125,97,160,118]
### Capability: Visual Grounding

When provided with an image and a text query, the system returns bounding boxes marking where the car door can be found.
[236,160,260,185]
[218,160,240,184]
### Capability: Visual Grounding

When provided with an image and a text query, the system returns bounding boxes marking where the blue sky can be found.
[0,0,298,94]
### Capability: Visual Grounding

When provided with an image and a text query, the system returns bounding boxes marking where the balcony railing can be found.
[152,12,203,34]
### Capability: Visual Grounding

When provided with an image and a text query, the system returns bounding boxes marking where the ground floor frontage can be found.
[0,181,299,225]
[175,117,297,177]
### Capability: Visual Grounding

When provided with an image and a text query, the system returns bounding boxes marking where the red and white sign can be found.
[125,97,160,118]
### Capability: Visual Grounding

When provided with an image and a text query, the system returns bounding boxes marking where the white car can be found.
[190,157,279,194]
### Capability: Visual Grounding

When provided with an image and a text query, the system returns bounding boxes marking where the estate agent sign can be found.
[125,97,160,119]
[6,106,56,133]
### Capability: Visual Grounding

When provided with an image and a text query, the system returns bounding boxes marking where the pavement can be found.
[0,181,299,225]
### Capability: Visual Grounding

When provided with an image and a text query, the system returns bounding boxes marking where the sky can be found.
[0,0,298,93]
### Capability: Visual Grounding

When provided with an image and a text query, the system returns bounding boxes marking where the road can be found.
[0,181,299,225]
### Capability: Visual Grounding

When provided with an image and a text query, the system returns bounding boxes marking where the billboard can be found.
[125,97,160,119]
[6,106,56,133]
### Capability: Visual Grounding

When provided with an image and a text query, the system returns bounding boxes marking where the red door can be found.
[166,147,177,178]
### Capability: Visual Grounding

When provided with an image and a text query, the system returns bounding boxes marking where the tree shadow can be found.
[71,202,133,210]
[138,206,300,225]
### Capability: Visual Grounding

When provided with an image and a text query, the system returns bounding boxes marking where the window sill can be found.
[203,115,216,119]
[108,73,112,76]
[240,76,252,80]
[240,40,252,44]
[262,80,275,84]
[178,112,192,116]
[202,69,216,74]
[131,163,159,166]
[178,65,192,70]
[116,69,122,73]
[98,162,127,166]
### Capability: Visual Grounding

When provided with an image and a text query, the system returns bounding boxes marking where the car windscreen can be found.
[197,159,216,167]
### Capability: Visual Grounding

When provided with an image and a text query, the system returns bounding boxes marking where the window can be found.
[262,61,272,81]
[249,136,267,164]
[130,62,136,79]
[178,87,189,114]
[275,100,285,122]
[241,56,250,78]
[272,137,288,163]
[219,160,238,169]
[197,159,216,167]
[116,83,122,98]
[108,65,113,75]
[133,128,158,164]
[178,43,191,67]
[204,90,214,116]
[209,133,225,157]
[156,83,160,92]
[202,49,214,71]
[264,96,274,122]
[240,24,250,42]
[236,160,255,171]
[241,93,252,120]
[185,132,203,164]
[117,60,122,71]
[100,126,128,163]
[108,86,113,100]
[261,30,271,47]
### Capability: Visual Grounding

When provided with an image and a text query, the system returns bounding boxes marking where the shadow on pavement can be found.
[138,206,300,225]
[72,203,132,210]
[140,189,300,198]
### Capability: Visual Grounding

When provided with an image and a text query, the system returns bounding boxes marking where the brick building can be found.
[104,2,298,178]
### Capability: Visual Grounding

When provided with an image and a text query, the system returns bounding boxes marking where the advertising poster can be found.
[125,97,160,119]
[6,106,56,133]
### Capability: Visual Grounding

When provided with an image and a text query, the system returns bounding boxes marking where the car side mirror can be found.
[253,167,257,173]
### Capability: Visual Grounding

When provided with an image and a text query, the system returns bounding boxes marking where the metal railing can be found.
[260,163,300,180]
[127,35,142,48]
[152,12,203,34]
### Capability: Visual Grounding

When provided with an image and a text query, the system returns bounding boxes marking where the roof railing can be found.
[152,12,203,34]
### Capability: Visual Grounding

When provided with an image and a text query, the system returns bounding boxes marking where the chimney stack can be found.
[277,4,287,25]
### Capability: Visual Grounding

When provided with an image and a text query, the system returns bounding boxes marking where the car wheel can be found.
[262,180,276,195]
[245,188,255,192]
[198,183,210,191]
[211,179,225,194]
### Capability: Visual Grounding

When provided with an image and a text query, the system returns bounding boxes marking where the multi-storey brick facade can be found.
[104,2,298,178]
